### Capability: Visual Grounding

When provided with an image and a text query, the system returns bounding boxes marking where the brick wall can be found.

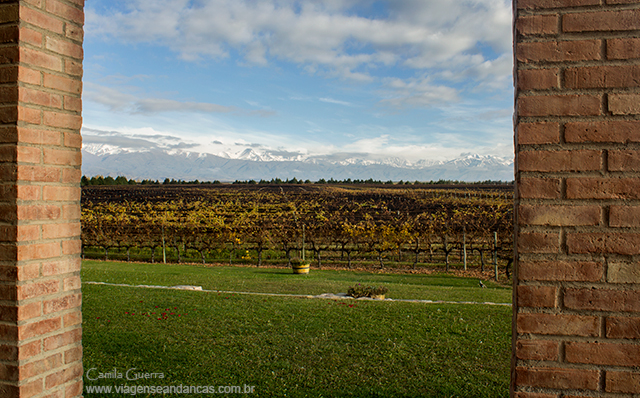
[513,0,640,397]
[0,1,83,397]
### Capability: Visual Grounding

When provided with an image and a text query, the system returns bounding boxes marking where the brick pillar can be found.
[513,0,640,397]
[0,1,84,397]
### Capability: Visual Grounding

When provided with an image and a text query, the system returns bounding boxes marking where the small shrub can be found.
[347,284,388,298]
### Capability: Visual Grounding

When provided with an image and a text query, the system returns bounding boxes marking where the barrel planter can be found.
[292,263,310,274]
[291,260,310,274]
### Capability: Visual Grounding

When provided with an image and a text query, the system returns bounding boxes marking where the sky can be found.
[82,0,514,164]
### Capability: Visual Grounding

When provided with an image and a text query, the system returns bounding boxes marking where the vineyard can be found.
[81,184,514,278]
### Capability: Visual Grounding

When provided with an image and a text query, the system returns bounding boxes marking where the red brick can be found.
[17,242,61,260]
[43,111,82,130]
[17,128,61,146]
[16,165,60,183]
[63,311,81,327]
[608,38,640,60]
[43,148,80,165]
[609,150,640,172]
[518,69,559,91]
[62,239,81,255]
[516,123,560,145]
[17,279,59,300]
[0,226,16,242]
[0,145,16,162]
[17,301,41,321]
[16,145,41,163]
[0,45,20,65]
[43,327,81,350]
[609,94,640,115]
[44,362,82,389]
[515,366,599,390]
[16,225,40,241]
[63,346,81,364]
[0,126,18,143]
[43,73,81,95]
[18,66,41,86]
[16,185,41,201]
[0,363,19,381]
[65,24,82,42]
[18,317,61,340]
[610,205,640,227]
[517,285,557,308]
[62,204,80,221]
[517,232,559,254]
[518,95,601,117]
[567,287,640,312]
[19,5,64,34]
[63,276,80,291]
[0,305,18,321]
[518,0,599,6]
[0,284,17,300]
[606,371,640,394]
[564,9,640,32]
[42,186,80,201]
[53,257,80,276]
[18,106,41,125]
[0,106,19,124]
[19,47,62,72]
[608,261,640,284]
[64,60,82,77]
[21,354,62,380]
[565,121,640,143]
[0,344,19,362]
[517,313,599,337]
[567,233,640,255]
[17,204,61,220]
[516,15,558,36]
[517,40,600,63]
[61,168,81,184]
[606,317,640,339]
[65,380,83,397]
[45,0,84,25]
[17,263,40,281]
[518,205,600,226]
[19,87,62,109]
[518,150,601,172]
[567,178,640,200]
[565,65,640,89]
[18,340,42,361]
[42,223,80,240]
[45,36,82,59]
[566,342,640,366]
[19,26,41,47]
[43,294,82,314]
[63,96,81,113]
[0,4,19,23]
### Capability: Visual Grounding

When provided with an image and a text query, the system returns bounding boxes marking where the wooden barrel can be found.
[292,264,310,274]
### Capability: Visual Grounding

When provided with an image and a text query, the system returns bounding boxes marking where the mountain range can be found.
[82,143,514,182]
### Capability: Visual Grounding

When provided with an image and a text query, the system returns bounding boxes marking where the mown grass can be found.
[82,261,512,397]
[82,260,512,304]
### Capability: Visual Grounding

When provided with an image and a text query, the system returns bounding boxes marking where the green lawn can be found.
[82,260,512,304]
[82,261,512,397]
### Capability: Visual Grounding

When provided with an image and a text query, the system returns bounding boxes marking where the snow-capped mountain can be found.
[81,143,514,182]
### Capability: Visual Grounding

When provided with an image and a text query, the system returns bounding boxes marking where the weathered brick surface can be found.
[514,1,640,396]
[565,288,640,312]
[515,366,599,390]
[517,94,601,117]
[516,340,559,361]
[606,371,640,394]
[607,261,640,284]
[1,1,84,396]
[606,317,640,339]
[565,342,640,366]
[517,123,560,145]
[518,261,603,282]
[518,205,600,226]
[517,313,599,336]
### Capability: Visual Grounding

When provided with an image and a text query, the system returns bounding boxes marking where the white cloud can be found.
[84,82,276,117]
[379,77,460,108]
[319,97,354,106]
[86,0,512,92]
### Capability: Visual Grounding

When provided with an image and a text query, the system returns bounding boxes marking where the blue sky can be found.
[82,0,514,163]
